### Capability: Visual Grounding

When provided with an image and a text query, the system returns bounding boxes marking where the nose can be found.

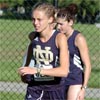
[57,24,61,30]
[34,20,38,25]
[32,19,38,26]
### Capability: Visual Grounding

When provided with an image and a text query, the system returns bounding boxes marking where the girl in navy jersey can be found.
[18,2,69,100]
[56,3,91,100]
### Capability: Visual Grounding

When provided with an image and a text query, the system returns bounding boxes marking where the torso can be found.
[28,30,65,91]
[65,30,84,85]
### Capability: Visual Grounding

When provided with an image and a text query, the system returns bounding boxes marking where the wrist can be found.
[36,67,41,76]
[81,86,87,90]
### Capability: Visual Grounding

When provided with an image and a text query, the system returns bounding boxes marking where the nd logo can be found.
[33,45,53,64]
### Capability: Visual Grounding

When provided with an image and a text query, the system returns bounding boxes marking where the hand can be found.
[18,67,36,76]
[77,89,85,100]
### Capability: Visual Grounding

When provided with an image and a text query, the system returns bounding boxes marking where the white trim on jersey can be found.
[73,54,83,70]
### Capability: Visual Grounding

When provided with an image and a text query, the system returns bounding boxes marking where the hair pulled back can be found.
[57,3,78,22]
[32,2,56,22]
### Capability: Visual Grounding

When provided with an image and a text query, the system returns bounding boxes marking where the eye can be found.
[32,18,35,22]
[57,22,63,26]
[37,18,41,21]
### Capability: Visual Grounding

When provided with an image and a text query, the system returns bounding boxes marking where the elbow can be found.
[63,70,69,77]
[63,64,69,77]
[61,64,69,77]
[61,70,69,77]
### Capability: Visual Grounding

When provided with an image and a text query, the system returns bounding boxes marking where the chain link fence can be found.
[0,1,100,100]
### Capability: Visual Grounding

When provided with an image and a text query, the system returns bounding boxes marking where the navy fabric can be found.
[25,30,66,99]
[25,86,66,100]
[65,30,84,86]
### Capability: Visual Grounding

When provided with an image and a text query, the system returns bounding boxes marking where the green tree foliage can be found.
[0,0,24,7]
[0,0,99,23]
[77,0,100,23]
[56,0,81,8]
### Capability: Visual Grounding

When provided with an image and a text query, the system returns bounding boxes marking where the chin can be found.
[58,30,63,33]
[35,29,40,32]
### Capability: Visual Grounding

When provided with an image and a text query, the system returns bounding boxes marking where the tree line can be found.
[0,0,100,24]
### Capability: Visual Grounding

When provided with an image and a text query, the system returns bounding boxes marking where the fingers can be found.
[18,67,26,76]
[17,67,35,76]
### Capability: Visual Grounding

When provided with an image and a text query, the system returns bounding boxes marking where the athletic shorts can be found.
[25,87,66,100]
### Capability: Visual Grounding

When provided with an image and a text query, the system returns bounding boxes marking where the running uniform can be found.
[25,30,65,100]
[65,30,84,87]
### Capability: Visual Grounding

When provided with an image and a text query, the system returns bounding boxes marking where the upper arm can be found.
[25,42,33,66]
[56,33,69,71]
[75,33,91,67]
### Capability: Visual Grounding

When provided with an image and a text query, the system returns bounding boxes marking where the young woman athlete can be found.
[18,2,69,100]
[56,3,91,100]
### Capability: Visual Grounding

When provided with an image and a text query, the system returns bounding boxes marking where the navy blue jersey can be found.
[32,30,59,70]
[65,30,84,85]
[27,30,65,91]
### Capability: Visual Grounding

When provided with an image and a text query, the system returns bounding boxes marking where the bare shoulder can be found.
[56,33,68,48]
[56,33,67,40]
[75,33,87,46]
[76,33,86,42]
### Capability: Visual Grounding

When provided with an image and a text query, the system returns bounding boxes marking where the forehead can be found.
[32,10,47,18]
[56,18,66,23]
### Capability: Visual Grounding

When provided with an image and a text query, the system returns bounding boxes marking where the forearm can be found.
[83,65,91,87]
[40,66,69,77]
[25,43,33,66]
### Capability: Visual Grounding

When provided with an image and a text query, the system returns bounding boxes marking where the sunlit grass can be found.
[0,19,100,88]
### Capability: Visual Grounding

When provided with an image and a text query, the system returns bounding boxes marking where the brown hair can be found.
[57,3,78,22]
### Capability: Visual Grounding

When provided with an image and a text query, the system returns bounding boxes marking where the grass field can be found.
[0,92,99,100]
[0,92,25,100]
[0,19,100,89]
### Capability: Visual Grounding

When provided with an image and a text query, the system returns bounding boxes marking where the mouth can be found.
[34,26,39,30]
[58,29,63,33]
[34,27,41,32]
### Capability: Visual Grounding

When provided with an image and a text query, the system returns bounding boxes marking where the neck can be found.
[40,29,54,42]
[65,29,74,39]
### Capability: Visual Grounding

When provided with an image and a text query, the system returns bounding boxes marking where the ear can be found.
[48,17,54,24]
[69,20,73,26]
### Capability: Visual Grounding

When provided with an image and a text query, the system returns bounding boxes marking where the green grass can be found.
[86,98,100,100]
[0,19,33,82]
[0,19,100,88]
[0,92,25,100]
[0,92,99,100]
